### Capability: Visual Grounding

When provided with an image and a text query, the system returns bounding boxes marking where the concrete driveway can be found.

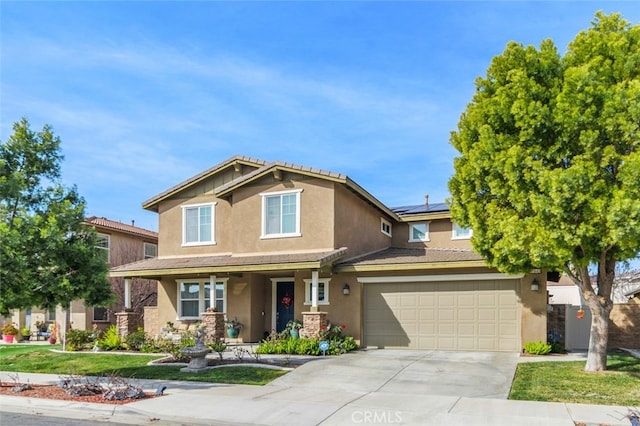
[273,348,519,399]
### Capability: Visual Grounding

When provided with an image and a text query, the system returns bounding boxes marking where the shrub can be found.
[124,328,147,351]
[207,341,228,360]
[96,325,124,351]
[65,329,95,351]
[255,329,358,356]
[524,341,552,355]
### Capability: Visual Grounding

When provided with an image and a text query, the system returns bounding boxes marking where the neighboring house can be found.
[548,272,640,305]
[9,217,158,336]
[547,272,640,350]
[111,155,546,352]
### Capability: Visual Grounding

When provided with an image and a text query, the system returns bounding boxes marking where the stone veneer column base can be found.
[201,311,225,342]
[300,311,327,339]
[115,311,140,338]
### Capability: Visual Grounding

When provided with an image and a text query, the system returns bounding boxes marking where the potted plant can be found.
[224,317,243,338]
[20,326,31,342]
[1,323,19,343]
[287,319,303,339]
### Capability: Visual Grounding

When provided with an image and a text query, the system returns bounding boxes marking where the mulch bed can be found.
[0,382,162,405]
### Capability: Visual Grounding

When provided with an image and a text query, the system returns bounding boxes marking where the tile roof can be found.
[110,248,347,276]
[336,247,483,267]
[85,216,158,240]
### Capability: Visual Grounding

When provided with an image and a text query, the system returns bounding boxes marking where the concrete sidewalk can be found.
[1,350,638,425]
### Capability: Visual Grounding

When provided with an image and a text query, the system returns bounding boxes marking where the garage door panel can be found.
[478,309,496,321]
[458,309,475,321]
[364,280,520,351]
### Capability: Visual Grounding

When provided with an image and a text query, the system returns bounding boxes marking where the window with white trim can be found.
[96,233,110,262]
[93,307,109,322]
[380,218,392,237]
[452,222,473,239]
[409,222,430,242]
[144,243,158,259]
[260,189,302,238]
[182,203,216,246]
[177,279,227,319]
[304,278,330,305]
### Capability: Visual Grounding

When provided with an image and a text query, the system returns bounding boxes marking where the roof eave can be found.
[344,177,400,220]
[110,260,334,278]
[334,260,487,273]
[215,164,346,198]
[397,212,452,222]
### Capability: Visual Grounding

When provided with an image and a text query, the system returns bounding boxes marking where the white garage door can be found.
[363,280,520,351]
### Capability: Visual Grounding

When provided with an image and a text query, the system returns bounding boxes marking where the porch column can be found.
[311,270,319,312]
[124,278,131,310]
[209,275,216,310]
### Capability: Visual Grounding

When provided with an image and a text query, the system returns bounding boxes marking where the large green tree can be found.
[449,12,640,372]
[0,118,113,316]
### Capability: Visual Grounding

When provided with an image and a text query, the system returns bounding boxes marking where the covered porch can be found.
[109,248,350,341]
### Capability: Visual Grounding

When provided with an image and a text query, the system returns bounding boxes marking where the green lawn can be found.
[510,350,640,406]
[0,344,287,385]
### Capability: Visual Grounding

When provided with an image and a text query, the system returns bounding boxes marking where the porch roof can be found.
[334,247,486,272]
[109,248,348,278]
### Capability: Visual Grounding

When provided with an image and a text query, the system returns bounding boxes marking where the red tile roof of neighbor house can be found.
[110,248,348,277]
[85,216,158,240]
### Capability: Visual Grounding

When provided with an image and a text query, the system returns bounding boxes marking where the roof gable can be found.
[144,154,399,220]
[142,155,267,211]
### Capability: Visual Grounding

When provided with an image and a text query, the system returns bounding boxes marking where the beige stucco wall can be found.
[334,185,392,256]
[519,272,548,348]
[157,279,179,330]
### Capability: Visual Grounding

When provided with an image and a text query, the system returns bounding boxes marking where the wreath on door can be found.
[281,293,293,309]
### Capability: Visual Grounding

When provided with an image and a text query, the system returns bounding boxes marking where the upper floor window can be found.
[304,278,330,305]
[177,279,227,319]
[381,218,392,237]
[261,189,302,238]
[452,222,473,240]
[144,243,158,259]
[182,203,216,246]
[409,222,430,242]
[96,233,110,262]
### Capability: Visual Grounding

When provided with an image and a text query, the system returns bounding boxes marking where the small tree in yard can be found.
[449,13,640,372]
[0,118,113,315]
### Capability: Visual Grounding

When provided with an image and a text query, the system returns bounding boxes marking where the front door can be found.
[276,281,295,332]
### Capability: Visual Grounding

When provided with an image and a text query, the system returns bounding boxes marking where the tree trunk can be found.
[571,258,615,372]
[584,299,611,371]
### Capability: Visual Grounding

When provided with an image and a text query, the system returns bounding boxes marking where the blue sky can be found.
[2,1,640,236]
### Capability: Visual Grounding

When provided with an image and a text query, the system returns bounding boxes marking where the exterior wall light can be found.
[531,278,540,292]
[343,283,350,295]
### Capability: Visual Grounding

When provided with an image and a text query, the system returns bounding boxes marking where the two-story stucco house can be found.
[111,155,547,352]
[6,217,158,340]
